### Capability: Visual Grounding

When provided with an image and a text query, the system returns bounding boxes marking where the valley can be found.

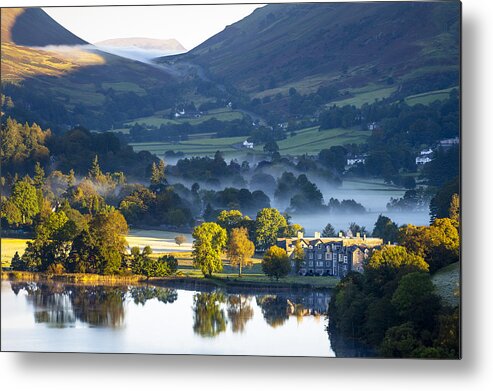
[0,3,460,359]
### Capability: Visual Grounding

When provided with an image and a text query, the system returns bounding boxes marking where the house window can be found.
[344,256,348,264]
[326,261,331,267]
[317,254,322,260]
[309,253,313,260]
[308,261,313,267]
[325,253,330,260]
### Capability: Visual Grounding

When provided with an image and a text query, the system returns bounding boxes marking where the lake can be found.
[0,279,367,357]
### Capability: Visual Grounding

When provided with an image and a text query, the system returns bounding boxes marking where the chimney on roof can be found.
[297,231,304,239]
[356,232,360,238]
[314,231,320,239]
[363,234,367,241]
[339,232,343,238]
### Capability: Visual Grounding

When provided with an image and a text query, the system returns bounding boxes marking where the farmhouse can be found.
[347,156,366,166]
[439,137,459,148]
[416,156,432,165]
[242,140,254,149]
[277,232,383,278]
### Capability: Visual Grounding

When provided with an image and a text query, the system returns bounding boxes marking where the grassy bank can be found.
[1,269,337,290]
[432,261,460,308]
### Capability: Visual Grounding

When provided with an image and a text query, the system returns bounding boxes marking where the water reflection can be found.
[192,291,227,337]
[9,281,177,328]
[129,286,178,306]
[227,295,254,333]
[3,280,339,356]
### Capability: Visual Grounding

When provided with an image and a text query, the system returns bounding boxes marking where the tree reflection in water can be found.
[10,281,178,329]
[192,291,227,337]
[227,295,254,333]
[128,286,178,305]
[256,295,289,328]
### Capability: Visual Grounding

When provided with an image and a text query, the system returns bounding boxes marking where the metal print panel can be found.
[0,1,461,358]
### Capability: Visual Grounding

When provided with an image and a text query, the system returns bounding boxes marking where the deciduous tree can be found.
[227,227,255,277]
[192,222,227,276]
[262,245,291,281]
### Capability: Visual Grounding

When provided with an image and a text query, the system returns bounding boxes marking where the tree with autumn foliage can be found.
[227,227,255,277]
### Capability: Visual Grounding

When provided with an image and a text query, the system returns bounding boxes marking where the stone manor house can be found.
[277,232,383,278]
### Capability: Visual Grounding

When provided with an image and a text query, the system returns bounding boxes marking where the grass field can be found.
[405,86,458,106]
[329,84,398,108]
[432,262,460,308]
[274,126,369,154]
[130,126,369,158]
[125,108,244,128]
[1,238,29,268]
[130,135,247,157]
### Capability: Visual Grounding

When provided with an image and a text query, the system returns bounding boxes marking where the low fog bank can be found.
[293,210,430,237]
[95,45,186,64]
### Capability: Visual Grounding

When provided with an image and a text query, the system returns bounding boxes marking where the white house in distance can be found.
[242,140,254,149]
[416,148,433,165]
[347,156,366,166]
[439,137,459,148]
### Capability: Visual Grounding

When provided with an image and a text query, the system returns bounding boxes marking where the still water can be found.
[1,280,342,356]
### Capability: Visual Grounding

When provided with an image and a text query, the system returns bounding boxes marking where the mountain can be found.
[1,7,87,46]
[95,37,186,52]
[161,2,460,99]
[1,8,179,131]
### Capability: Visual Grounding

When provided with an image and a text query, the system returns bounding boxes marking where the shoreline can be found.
[1,270,336,292]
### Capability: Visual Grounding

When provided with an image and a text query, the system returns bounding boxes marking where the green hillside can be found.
[163,2,460,100]
[1,8,181,131]
[129,126,368,158]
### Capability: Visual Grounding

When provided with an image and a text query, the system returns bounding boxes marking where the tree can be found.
[372,215,399,244]
[150,160,166,186]
[429,176,459,221]
[35,210,69,242]
[192,222,227,276]
[227,227,255,277]
[391,272,441,330]
[217,209,245,232]
[262,246,291,281]
[1,199,22,227]
[292,240,305,273]
[263,140,279,155]
[380,322,422,358]
[399,218,459,272]
[449,193,460,226]
[33,162,46,189]
[10,178,39,224]
[254,208,287,250]
[10,252,25,270]
[131,247,177,279]
[322,223,336,237]
[367,245,429,272]
[175,235,186,246]
[88,155,103,180]
[89,209,129,274]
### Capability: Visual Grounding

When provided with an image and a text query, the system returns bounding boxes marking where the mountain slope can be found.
[162,2,460,97]
[1,8,87,46]
[1,7,180,131]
